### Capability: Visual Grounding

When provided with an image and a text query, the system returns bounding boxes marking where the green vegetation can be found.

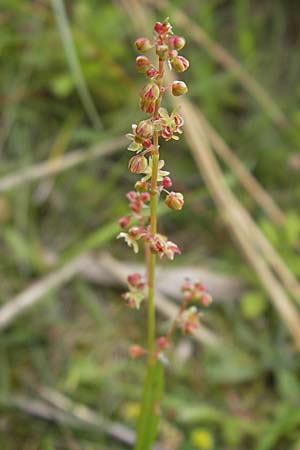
[1,1,300,449]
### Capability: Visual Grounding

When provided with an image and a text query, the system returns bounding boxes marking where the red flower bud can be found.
[136,55,151,73]
[129,344,145,358]
[171,55,189,72]
[127,273,145,290]
[200,293,213,307]
[118,215,131,229]
[139,81,160,113]
[169,35,186,50]
[156,336,169,350]
[154,20,171,35]
[171,80,188,96]
[161,176,173,188]
[140,192,150,202]
[136,119,153,139]
[135,37,153,52]
[146,66,158,78]
[165,191,184,210]
[128,155,148,173]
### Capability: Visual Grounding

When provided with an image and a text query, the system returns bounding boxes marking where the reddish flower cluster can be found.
[117,18,211,363]
[121,273,146,309]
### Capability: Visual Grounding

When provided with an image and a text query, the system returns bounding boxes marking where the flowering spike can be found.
[117,18,210,446]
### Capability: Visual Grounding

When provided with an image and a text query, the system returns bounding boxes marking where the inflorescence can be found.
[117,17,212,359]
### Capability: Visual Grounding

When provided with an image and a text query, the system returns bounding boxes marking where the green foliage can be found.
[1,0,300,449]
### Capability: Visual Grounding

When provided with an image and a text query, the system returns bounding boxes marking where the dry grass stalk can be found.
[0,137,126,193]
[195,109,285,225]
[178,100,300,346]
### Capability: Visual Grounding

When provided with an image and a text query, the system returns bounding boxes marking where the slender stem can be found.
[147,58,164,359]
[134,58,165,450]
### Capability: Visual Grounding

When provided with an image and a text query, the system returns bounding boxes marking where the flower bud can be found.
[129,344,145,358]
[140,192,150,202]
[156,336,169,350]
[139,81,160,114]
[118,215,131,229]
[161,176,173,188]
[165,191,184,210]
[127,273,145,290]
[154,20,171,35]
[143,138,152,148]
[146,66,158,78]
[128,155,148,174]
[169,35,186,50]
[172,80,188,96]
[136,119,153,140]
[200,293,213,307]
[136,55,151,73]
[156,44,169,59]
[170,55,189,72]
[135,180,148,192]
[135,37,153,52]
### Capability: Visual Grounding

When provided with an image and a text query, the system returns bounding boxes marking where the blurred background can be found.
[1,1,300,449]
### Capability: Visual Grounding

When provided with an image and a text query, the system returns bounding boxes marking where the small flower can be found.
[118,215,131,229]
[117,232,139,253]
[128,155,148,173]
[157,107,184,141]
[165,192,184,210]
[170,55,189,72]
[117,226,146,254]
[161,176,173,188]
[169,35,186,51]
[122,291,145,309]
[180,306,200,334]
[181,280,212,306]
[154,19,172,35]
[172,80,188,96]
[200,292,213,307]
[136,55,151,73]
[164,241,181,260]
[135,119,154,140]
[126,120,153,152]
[146,66,159,78]
[142,158,170,182]
[129,344,146,358]
[127,273,145,290]
[135,37,153,52]
[146,234,181,260]
[139,81,160,114]
[156,336,169,350]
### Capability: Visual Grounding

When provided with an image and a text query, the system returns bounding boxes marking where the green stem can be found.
[134,59,164,450]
